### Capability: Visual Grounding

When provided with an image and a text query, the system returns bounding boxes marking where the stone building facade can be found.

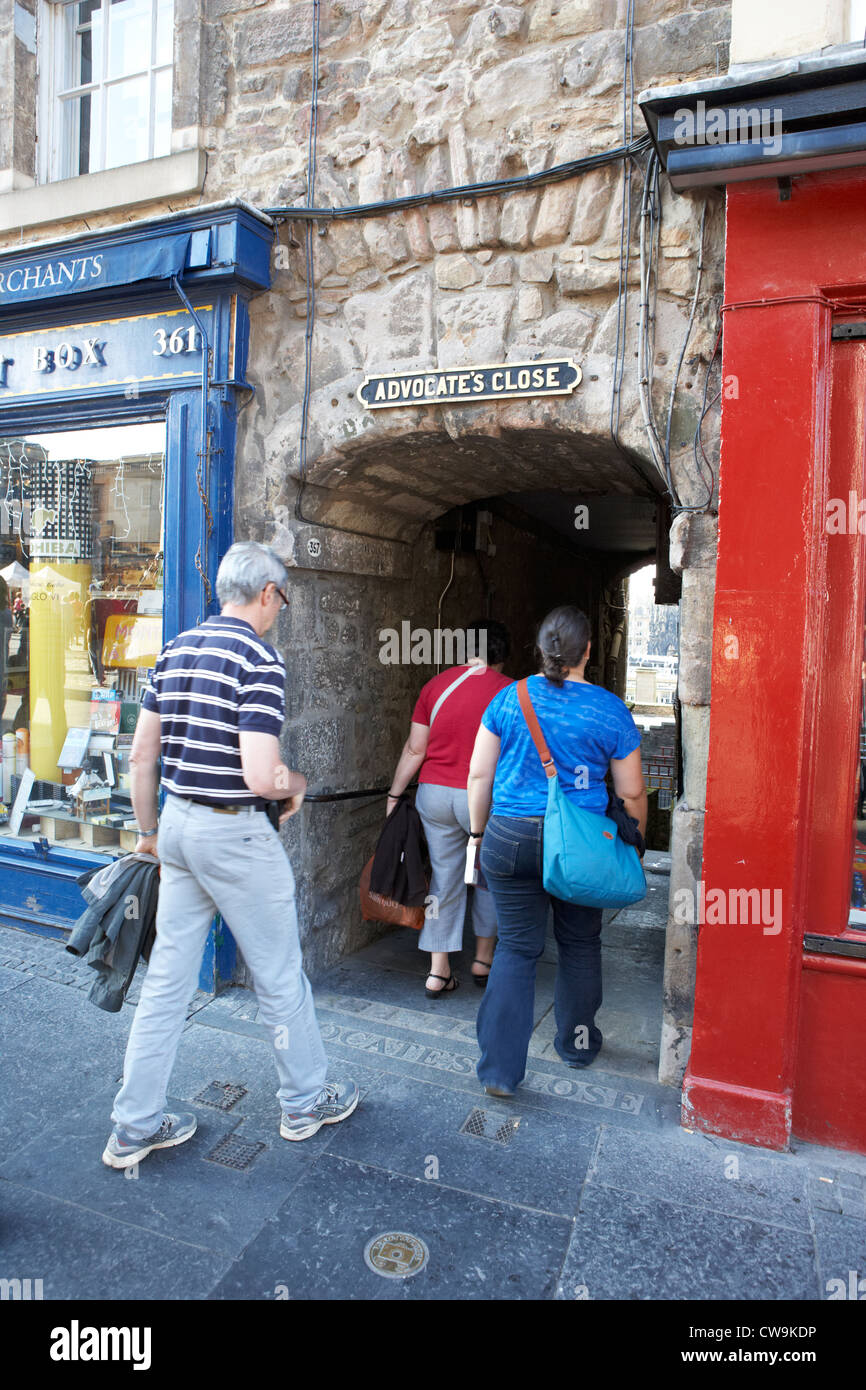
[0,0,733,1087]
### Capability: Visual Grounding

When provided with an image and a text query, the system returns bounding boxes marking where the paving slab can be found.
[589,1124,812,1232]
[555,1183,820,1301]
[807,1164,866,1221]
[812,1210,866,1299]
[0,1181,232,1300]
[315,988,482,1048]
[308,1018,683,1135]
[529,1009,661,1083]
[0,1085,308,1259]
[162,1022,385,1140]
[1,979,129,1148]
[322,1068,600,1217]
[0,963,28,996]
[209,1153,573,1300]
[793,1135,866,1180]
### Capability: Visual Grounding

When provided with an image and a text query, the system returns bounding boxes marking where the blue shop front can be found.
[0,202,274,989]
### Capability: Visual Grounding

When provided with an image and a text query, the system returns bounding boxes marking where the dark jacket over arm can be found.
[370,797,428,907]
[66,856,160,1012]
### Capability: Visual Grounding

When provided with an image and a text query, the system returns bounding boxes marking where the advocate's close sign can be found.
[357,358,581,409]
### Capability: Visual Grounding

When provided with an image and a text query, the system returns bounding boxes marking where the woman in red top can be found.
[386,620,512,997]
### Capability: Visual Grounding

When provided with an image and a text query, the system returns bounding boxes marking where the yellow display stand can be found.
[101,612,161,668]
[28,562,92,780]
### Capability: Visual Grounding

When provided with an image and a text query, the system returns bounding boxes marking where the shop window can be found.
[43,0,174,181]
[0,422,164,850]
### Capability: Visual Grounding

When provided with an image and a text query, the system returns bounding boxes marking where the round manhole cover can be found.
[364,1232,429,1279]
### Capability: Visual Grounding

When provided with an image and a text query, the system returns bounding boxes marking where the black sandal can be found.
[471,959,492,988]
[425,972,459,999]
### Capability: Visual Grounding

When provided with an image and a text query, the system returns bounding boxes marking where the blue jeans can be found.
[476,814,604,1092]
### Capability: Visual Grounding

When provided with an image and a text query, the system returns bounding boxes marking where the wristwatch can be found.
[138,826,159,838]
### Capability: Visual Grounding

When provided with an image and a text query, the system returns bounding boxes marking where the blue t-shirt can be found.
[481,674,642,816]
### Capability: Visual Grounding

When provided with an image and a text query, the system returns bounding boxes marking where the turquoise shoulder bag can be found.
[517,678,647,909]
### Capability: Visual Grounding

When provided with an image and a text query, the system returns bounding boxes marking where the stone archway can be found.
[232,169,720,1088]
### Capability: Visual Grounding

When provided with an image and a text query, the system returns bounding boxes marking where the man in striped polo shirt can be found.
[102,541,358,1168]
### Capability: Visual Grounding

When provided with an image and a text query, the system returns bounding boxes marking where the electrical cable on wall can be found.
[286,0,715,544]
[691,324,722,510]
[607,0,669,499]
[291,0,404,546]
[434,547,456,676]
[664,202,712,515]
[265,136,652,224]
[636,149,720,514]
[637,152,668,485]
[277,10,654,548]
[610,0,636,458]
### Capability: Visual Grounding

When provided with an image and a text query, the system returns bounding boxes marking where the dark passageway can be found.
[331,477,679,1084]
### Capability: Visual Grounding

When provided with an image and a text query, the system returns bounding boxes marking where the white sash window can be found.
[43,0,173,181]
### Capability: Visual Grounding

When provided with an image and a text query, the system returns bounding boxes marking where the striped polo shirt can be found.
[142,615,286,804]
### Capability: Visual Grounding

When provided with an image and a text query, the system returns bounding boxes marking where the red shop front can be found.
[642,59,866,1154]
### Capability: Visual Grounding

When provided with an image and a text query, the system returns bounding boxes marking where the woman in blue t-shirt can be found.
[467,605,646,1097]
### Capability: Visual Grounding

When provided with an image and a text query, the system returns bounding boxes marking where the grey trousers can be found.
[415,781,498,953]
[111,795,328,1138]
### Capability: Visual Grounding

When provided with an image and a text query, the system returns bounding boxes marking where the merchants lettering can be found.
[0,254,104,297]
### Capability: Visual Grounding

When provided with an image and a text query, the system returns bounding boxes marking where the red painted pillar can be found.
[683,178,838,1149]
[683,296,829,1148]
[685,170,866,1153]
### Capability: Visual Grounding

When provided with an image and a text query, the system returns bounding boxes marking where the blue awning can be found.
[0,231,191,311]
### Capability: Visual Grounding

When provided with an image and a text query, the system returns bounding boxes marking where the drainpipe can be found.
[171,274,213,616]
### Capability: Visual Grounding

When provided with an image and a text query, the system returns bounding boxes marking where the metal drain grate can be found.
[459,1107,520,1146]
[204,1133,266,1171]
[194,1081,248,1111]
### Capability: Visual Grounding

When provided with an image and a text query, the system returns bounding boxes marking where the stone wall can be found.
[0,0,730,1083]
[229,0,729,521]
[659,508,717,1083]
[0,0,36,192]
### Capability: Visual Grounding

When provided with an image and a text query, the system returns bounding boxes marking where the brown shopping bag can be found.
[359,856,426,930]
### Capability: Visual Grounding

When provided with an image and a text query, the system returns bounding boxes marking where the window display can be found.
[0,422,164,849]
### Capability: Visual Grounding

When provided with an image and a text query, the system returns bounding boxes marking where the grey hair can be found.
[215,541,288,606]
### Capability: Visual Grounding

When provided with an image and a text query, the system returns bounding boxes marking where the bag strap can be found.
[517,678,557,781]
[429,665,480,726]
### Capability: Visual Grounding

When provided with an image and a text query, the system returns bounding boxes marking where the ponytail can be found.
[536,606,591,686]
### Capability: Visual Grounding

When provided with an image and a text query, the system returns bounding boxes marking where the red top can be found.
[412,664,512,789]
